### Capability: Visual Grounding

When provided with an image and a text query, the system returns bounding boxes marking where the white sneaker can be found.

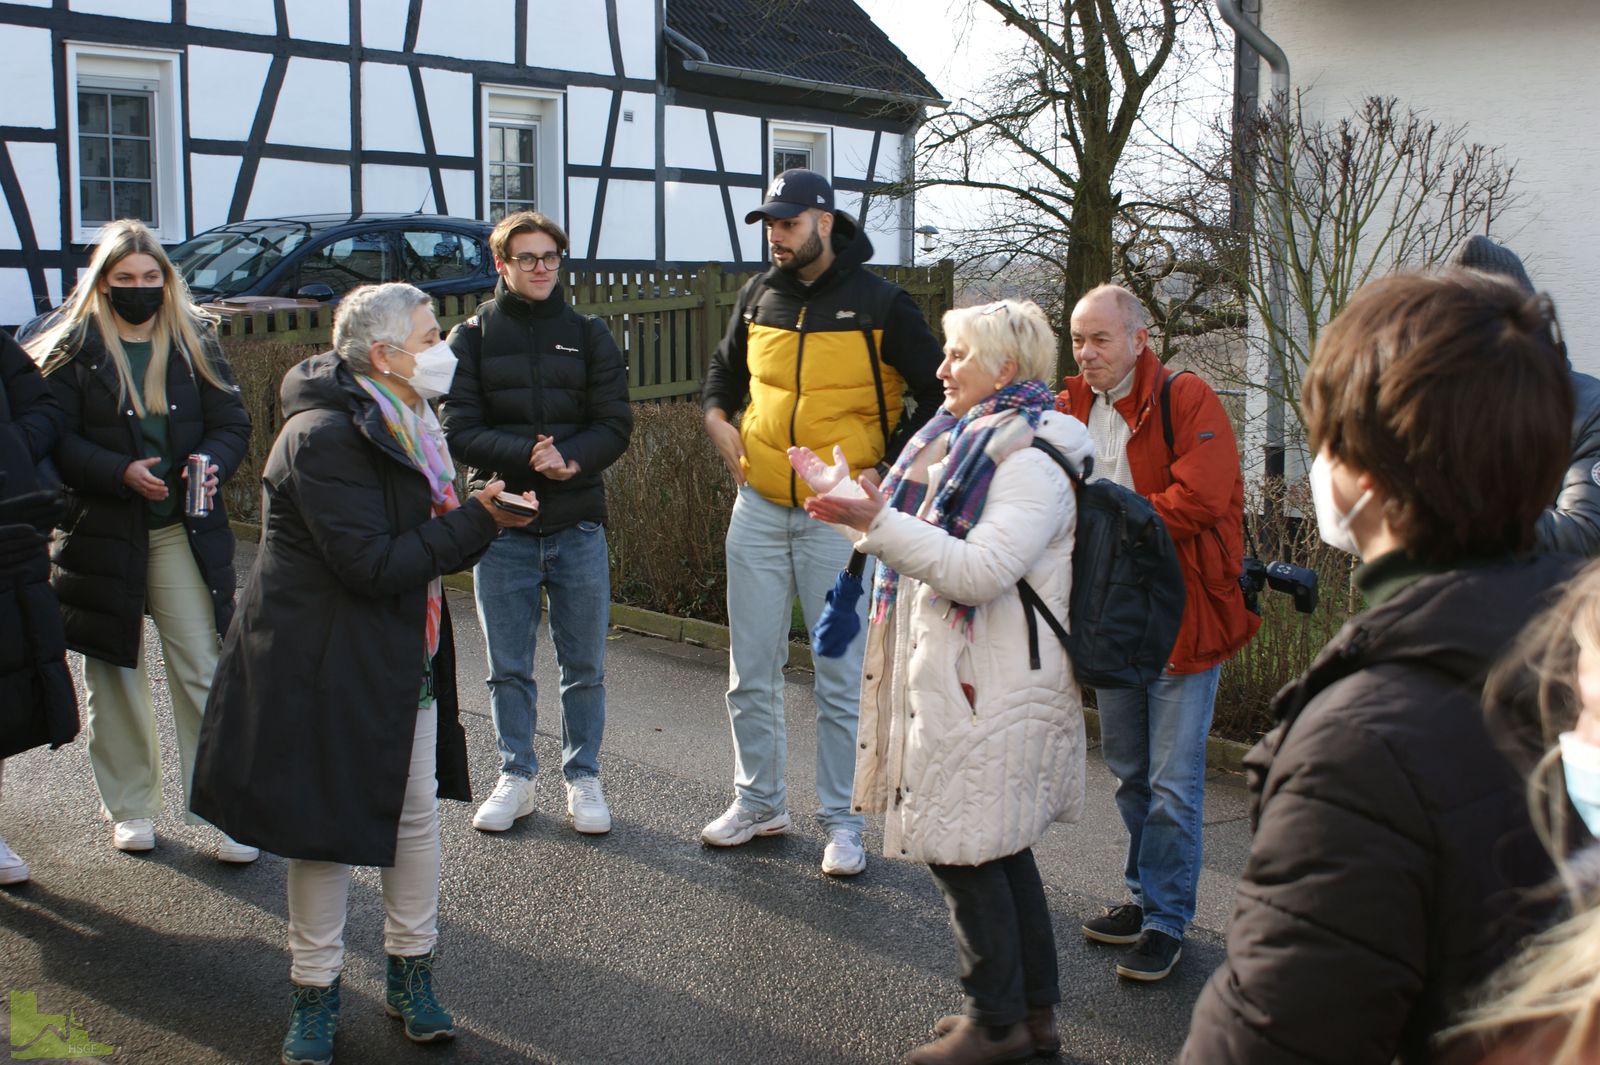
[0,833,28,885]
[565,777,612,835]
[472,774,536,832]
[217,832,260,864]
[701,801,791,847]
[821,827,866,876]
[112,818,155,852]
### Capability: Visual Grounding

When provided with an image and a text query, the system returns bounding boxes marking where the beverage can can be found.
[185,452,212,517]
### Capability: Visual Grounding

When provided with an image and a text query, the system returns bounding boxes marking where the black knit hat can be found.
[1450,235,1535,294]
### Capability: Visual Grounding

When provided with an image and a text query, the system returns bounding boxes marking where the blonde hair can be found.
[26,218,224,416]
[1442,560,1600,1059]
[942,299,1057,384]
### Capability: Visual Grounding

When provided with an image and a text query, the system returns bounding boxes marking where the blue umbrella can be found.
[813,550,868,658]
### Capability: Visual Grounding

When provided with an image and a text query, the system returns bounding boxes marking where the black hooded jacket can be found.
[440,282,632,534]
[1181,554,1578,1065]
[192,352,497,865]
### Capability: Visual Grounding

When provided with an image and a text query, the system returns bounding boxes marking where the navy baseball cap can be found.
[745,169,834,223]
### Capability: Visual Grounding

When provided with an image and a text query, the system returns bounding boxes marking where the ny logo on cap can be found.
[769,177,786,197]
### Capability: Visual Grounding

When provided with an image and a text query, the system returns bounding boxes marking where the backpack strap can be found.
[1017,437,1082,669]
[858,280,899,462]
[1159,368,1194,463]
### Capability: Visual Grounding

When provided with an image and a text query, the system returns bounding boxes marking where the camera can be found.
[1240,558,1318,615]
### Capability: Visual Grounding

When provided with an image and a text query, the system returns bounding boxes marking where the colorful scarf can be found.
[356,375,460,657]
[869,378,1056,631]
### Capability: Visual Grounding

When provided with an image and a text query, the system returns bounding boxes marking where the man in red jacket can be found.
[1058,284,1259,982]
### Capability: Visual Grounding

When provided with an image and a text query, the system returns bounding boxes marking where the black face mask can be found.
[107,285,164,326]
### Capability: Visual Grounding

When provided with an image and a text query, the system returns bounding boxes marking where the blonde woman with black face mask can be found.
[26,218,253,861]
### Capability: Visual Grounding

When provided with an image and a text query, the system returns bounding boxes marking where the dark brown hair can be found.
[489,210,568,262]
[1302,269,1571,565]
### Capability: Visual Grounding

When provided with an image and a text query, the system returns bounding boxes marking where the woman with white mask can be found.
[1182,270,1578,1065]
[190,282,536,1064]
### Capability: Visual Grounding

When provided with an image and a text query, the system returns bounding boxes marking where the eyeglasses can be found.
[507,252,563,272]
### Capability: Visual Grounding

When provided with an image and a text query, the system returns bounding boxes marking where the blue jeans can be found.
[723,486,865,833]
[1095,664,1221,941]
[473,523,610,782]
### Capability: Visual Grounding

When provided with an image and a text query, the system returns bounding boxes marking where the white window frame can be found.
[481,85,564,227]
[769,122,831,180]
[66,42,185,244]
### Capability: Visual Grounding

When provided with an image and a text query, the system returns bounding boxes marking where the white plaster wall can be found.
[874,132,904,182]
[69,0,170,20]
[188,47,273,141]
[0,192,17,250]
[1260,0,1600,373]
[728,185,766,263]
[833,127,878,181]
[360,0,409,52]
[267,58,352,151]
[566,87,613,167]
[420,68,475,157]
[527,0,615,77]
[439,169,476,219]
[615,0,657,79]
[566,176,599,256]
[10,142,59,251]
[0,27,54,129]
[714,113,763,175]
[416,0,515,64]
[594,180,655,260]
[247,159,350,217]
[609,91,657,170]
[189,154,242,232]
[285,0,349,44]
[664,106,715,170]
[362,163,430,212]
[188,0,276,34]
[361,62,424,154]
[665,182,731,263]
[0,272,35,323]
[4,0,52,7]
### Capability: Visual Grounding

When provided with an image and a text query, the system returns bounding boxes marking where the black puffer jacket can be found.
[44,322,250,667]
[1181,555,1577,1065]
[441,282,631,534]
[192,352,498,866]
[0,331,76,759]
[1537,368,1600,555]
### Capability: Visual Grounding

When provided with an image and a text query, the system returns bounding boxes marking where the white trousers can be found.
[286,703,440,987]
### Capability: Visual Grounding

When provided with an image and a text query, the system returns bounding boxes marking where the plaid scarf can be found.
[356,375,460,658]
[869,379,1055,630]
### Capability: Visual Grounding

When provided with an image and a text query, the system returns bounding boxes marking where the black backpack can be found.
[1017,435,1186,690]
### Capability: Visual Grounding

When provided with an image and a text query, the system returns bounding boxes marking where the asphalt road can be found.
[0,539,1254,1064]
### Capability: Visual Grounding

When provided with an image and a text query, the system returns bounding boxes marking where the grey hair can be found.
[332,282,432,374]
[1080,283,1149,336]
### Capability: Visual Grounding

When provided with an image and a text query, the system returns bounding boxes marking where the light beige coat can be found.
[851,410,1091,866]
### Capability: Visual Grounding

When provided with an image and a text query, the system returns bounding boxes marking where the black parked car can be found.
[14,213,497,340]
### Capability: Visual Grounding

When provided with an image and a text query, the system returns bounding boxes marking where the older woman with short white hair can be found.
[192,282,536,1065]
[797,299,1093,1065]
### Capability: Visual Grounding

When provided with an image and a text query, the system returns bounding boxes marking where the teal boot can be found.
[281,978,340,1065]
[385,952,455,1043]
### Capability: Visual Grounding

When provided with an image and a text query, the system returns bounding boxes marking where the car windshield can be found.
[170,222,317,298]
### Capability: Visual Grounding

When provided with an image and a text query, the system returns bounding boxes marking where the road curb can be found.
[229,518,1255,774]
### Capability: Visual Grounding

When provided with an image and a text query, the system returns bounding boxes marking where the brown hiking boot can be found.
[906,1018,1034,1065]
[933,1006,1060,1057]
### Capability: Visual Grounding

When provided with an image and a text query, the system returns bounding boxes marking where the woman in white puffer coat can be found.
[797,299,1091,1065]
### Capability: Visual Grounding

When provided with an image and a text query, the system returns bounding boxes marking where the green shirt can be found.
[1353,549,1514,608]
[122,341,181,528]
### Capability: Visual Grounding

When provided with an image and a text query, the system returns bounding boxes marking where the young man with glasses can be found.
[441,211,633,836]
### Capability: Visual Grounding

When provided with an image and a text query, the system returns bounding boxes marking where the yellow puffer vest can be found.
[738,277,907,507]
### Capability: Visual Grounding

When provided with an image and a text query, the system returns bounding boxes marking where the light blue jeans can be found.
[724,486,866,833]
[473,523,610,783]
[1095,664,1222,941]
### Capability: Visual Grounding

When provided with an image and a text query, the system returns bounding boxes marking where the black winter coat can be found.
[44,322,250,667]
[441,282,632,534]
[191,352,500,866]
[0,331,76,758]
[1181,555,1577,1065]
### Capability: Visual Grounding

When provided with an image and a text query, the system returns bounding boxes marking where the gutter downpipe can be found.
[1216,0,1290,491]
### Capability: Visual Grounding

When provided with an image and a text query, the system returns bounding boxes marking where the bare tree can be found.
[1227,93,1516,431]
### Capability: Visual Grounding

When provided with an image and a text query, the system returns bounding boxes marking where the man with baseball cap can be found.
[701,169,943,875]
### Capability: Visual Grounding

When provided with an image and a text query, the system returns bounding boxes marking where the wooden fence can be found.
[216,260,957,402]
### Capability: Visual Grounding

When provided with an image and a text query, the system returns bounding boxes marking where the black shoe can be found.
[1081,903,1143,945]
[1115,929,1182,982]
